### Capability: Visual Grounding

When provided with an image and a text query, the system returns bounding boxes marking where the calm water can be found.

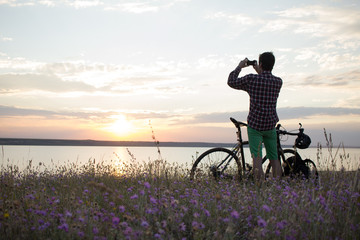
[1,145,359,172]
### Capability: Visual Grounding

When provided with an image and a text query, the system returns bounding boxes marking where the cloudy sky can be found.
[1,0,360,146]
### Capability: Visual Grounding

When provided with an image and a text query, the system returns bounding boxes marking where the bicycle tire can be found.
[262,149,299,179]
[303,159,319,180]
[189,147,241,181]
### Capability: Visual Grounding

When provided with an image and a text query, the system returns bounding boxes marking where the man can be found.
[227,52,282,181]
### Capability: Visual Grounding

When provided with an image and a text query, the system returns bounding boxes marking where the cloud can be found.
[205,11,254,25]
[0,73,97,93]
[0,105,181,131]
[0,56,189,96]
[64,0,103,9]
[105,2,159,13]
[0,57,45,71]
[1,36,13,42]
[301,70,360,88]
[334,95,360,108]
[168,107,360,126]
[263,5,360,49]
[0,0,189,12]
[0,105,58,117]
[277,107,360,120]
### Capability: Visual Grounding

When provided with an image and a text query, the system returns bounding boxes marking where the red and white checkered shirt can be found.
[228,68,282,131]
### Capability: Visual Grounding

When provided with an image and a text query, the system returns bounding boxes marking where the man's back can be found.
[228,70,282,131]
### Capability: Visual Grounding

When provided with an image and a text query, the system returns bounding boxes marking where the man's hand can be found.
[238,58,249,69]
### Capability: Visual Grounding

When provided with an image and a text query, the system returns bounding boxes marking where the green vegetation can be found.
[1,148,359,240]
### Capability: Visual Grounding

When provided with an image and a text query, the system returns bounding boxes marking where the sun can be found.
[106,115,134,137]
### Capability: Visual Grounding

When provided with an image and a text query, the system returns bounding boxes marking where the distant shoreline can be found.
[0,138,234,148]
[1,138,358,148]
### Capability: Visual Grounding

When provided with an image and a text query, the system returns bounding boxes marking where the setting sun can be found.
[105,115,134,137]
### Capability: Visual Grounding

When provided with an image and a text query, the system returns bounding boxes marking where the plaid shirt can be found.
[228,67,282,131]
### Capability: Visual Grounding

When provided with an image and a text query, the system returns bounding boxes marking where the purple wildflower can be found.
[119,205,125,212]
[112,217,120,226]
[179,222,186,231]
[319,194,326,206]
[222,217,230,223]
[121,221,128,228]
[150,196,157,204]
[262,204,271,212]
[204,209,211,217]
[36,210,47,216]
[144,182,151,189]
[26,194,35,200]
[231,210,240,219]
[65,211,72,218]
[38,222,50,231]
[78,231,85,238]
[276,220,286,230]
[141,220,149,228]
[257,217,267,228]
[130,194,138,200]
[145,208,154,214]
[123,226,133,235]
[58,223,69,232]
[192,221,199,229]
[190,199,198,206]
[247,215,253,227]
[291,191,298,198]
[161,220,167,228]
[93,227,99,234]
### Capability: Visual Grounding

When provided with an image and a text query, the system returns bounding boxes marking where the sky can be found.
[1,0,360,147]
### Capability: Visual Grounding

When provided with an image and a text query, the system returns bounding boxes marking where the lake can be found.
[1,145,359,172]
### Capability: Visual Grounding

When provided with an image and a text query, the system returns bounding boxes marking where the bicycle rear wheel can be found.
[262,149,298,179]
[303,159,319,181]
[189,147,241,181]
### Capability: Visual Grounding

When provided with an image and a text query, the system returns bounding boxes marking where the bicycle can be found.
[189,117,318,181]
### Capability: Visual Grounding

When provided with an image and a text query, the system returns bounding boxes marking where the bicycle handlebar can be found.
[276,123,304,136]
[230,118,304,137]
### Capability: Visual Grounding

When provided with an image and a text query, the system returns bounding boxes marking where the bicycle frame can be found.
[215,144,239,175]
[230,117,249,174]
[212,120,249,177]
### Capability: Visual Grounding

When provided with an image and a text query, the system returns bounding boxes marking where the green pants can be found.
[247,126,278,160]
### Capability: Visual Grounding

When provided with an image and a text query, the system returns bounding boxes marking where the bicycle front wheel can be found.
[189,147,241,181]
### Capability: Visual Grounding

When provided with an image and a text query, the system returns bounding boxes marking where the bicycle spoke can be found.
[190,148,241,181]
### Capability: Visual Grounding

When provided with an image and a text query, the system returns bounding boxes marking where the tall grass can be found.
[1,132,359,239]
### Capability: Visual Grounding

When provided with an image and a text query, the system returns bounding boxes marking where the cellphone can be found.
[247,60,257,66]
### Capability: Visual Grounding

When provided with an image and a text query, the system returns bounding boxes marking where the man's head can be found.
[259,52,275,71]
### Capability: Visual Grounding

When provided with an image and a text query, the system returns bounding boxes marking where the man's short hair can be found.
[259,52,275,71]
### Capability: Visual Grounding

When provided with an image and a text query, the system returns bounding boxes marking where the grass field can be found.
[1,149,359,240]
